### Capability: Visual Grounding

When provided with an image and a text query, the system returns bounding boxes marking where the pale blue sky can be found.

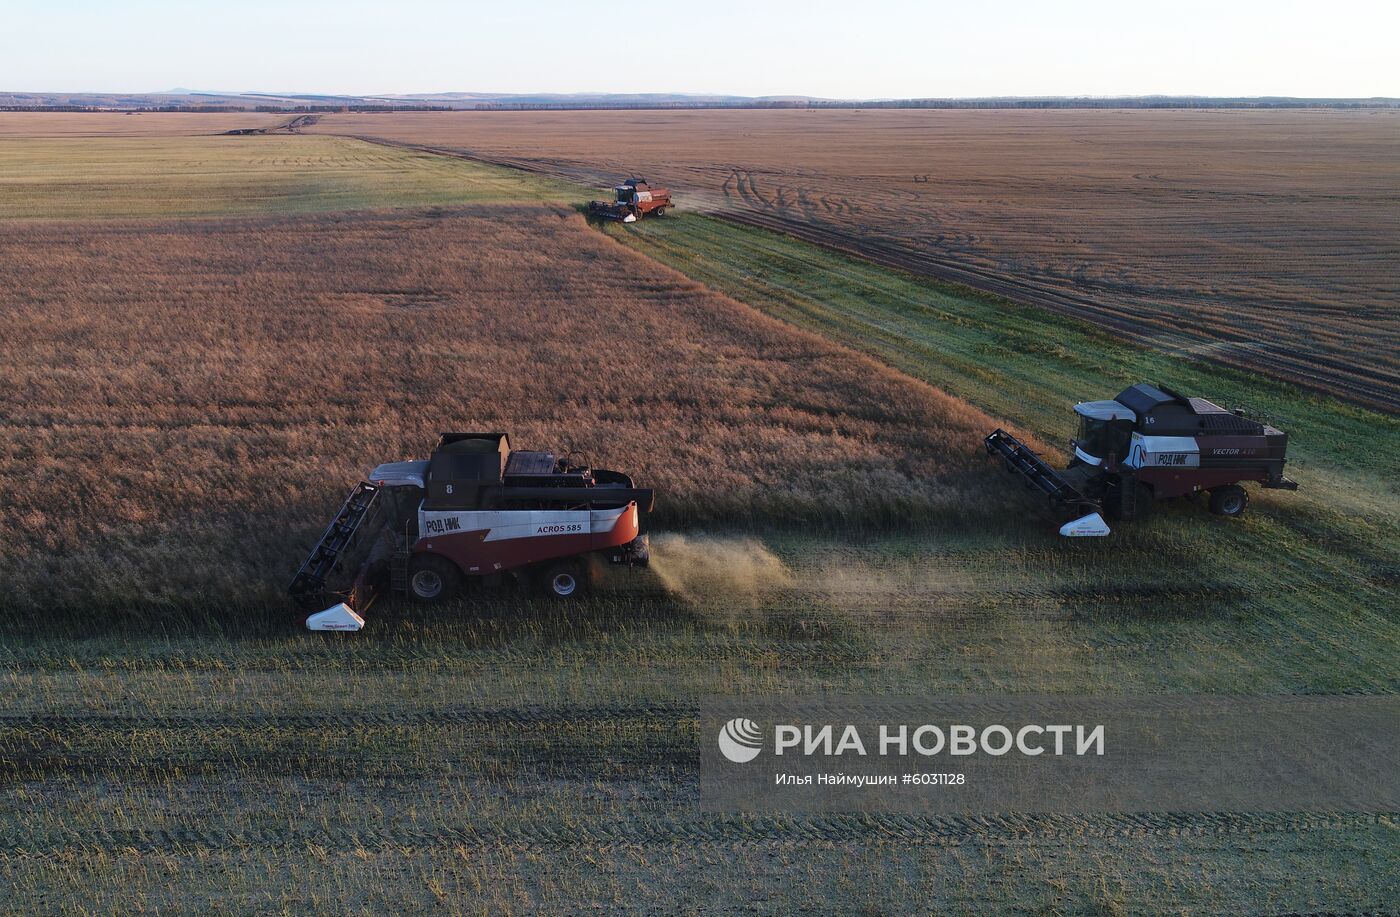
[3,0,1395,98]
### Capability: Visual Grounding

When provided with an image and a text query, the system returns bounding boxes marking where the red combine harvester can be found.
[986,383,1297,536]
[290,433,653,631]
[587,177,672,223]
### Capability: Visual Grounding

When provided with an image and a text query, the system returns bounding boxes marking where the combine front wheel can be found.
[408,555,462,604]
[1209,485,1249,517]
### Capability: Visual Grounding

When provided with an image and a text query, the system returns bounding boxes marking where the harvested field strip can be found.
[0,732,690,782]
[6,835,1393,915]
[604,213,1399,484]
[605,214,1399,583]
[587,213,1397,660]
[4,588,1397,700]
[0,704,691,730]
[715,206,1400,412]
[314,109,1400,410]
[4,814,1388,859]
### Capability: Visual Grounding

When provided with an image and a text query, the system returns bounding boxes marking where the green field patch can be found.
[605,212,1398,478]
[594,211,1398,697]
[0,134,575,219]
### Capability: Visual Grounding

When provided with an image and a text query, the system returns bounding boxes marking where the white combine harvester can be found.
[985,383,1297,536]
[290,433,653,631]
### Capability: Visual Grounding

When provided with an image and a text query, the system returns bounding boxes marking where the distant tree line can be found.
[4,98,1396,113]
[827,97,1400,110]
[0,104,455,113]
[474,98,1399,111]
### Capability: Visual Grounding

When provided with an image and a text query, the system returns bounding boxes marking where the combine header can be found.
[290,433,653,631]
[986,383,1297,536]
[588,177,672,223]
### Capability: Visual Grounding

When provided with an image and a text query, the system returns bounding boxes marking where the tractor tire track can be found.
[713,208,1400,414]
[0,702,691,732]
[0,704,697,781]
[1,813,1388,859]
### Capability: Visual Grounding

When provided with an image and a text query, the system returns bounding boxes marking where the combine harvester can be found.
[587,177,672,223]
[986,383,1297,536]
[290,433,653,631]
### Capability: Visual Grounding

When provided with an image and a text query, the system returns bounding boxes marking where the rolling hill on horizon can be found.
[3,89,1397,111]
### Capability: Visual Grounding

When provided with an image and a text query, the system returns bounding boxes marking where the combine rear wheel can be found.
[408,555,462,604]
[1209,484,1249,517]
[540,560,587,601]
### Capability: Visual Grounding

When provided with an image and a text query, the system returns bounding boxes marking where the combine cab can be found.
[986,383,1297,536]
[290,433,653,630]
[588,177,672,223]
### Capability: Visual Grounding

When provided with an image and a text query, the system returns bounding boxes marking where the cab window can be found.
[1077,416,1131,459]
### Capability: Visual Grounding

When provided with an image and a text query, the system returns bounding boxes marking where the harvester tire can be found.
[407,554,462,604]
[1209,484,1249,517]
[540,561,587,601]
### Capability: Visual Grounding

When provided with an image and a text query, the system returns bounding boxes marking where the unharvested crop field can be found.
[0,206,1004,614]
[2,118,1396,912]
[313,109,1400,410]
